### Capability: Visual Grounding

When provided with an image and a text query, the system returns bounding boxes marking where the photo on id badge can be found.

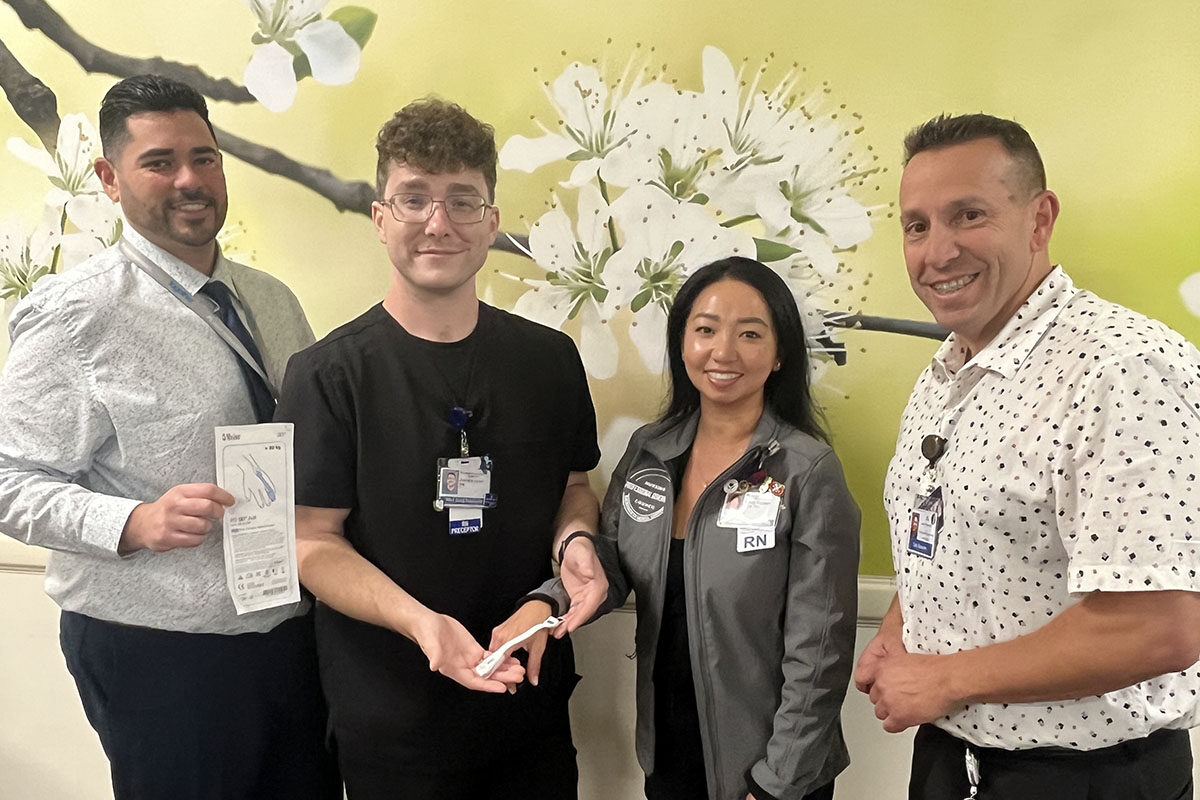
[906,487,943,559]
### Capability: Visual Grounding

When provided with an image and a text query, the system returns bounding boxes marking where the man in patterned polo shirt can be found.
[855,113,1200,798]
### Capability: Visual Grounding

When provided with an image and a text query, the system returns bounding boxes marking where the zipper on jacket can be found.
[685,443,769,793]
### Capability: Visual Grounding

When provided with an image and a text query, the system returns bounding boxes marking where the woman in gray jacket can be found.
[595,257,861,800]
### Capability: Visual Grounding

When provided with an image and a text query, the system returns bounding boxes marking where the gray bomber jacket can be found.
[591,408,860,800]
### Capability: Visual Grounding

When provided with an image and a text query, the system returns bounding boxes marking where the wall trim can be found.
[0,560,896,625]
[0,562,47,576]
[856,574,895,625]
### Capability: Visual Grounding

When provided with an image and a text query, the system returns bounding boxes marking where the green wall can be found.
[2,0,1197,575]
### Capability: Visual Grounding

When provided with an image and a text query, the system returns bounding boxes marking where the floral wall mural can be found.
[500,47,881,381]
[2,0,1198,574]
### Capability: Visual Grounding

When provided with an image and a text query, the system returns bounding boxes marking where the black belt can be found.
[928,722,1188,764]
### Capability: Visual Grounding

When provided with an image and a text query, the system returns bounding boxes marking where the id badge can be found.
[436,456,496,509]
[906,486,943,559]
[717,489,781,529]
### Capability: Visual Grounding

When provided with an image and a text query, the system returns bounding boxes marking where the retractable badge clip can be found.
[907,434,947,559]
[450,405,472,457]
[921,434,947,471]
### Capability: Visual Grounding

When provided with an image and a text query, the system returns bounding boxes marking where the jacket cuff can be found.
[517,576,570,617]
[745,766,781,800]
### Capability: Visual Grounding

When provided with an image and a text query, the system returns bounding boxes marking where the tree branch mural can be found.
[5,0,253,102]
[0,35,59,148]
[1,0,944,360]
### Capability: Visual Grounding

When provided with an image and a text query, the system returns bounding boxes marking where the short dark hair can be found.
[902,113,1046,194]
[375,98,497,200]
[99,75,215,159]
[661,256,828,443]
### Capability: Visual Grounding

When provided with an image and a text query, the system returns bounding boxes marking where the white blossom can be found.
[0,212,59,301]
[8,113,120,243]
[601,82,727,201]
[508,185,618,379]
[499,46,879,384]
[1180,273,1200,318]
[500,60,650,188]
[239,0,361,112]
[695,46,874,270]
[602,186,755,372]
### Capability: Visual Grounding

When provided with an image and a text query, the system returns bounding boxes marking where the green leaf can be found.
[48,176,67,191]
[630,289,653,313]
[562,123,587,150]
[565,149,593,162]
[568,293,595,321]
[720,214,758,228]
[790,210,827,235]
[330,6,378,49]
[251,32,270,45]
[689,193,709,205]
[293,52,312,81]
[754,238,800,262]
[666,239,686,260]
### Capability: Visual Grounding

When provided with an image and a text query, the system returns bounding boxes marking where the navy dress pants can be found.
[60,610,341,800]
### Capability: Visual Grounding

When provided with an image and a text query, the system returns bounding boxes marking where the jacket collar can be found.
[639,405,785,462]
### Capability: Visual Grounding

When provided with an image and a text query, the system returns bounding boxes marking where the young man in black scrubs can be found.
[275,98,608,799]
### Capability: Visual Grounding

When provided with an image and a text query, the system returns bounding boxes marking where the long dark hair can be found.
[660,256,828,443]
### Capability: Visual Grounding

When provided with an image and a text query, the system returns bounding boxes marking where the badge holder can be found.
[907,434,946,559]
[716,473,785,553]
[433,406,497,535]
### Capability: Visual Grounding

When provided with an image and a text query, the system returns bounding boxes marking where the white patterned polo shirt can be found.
[885,266,1200,749]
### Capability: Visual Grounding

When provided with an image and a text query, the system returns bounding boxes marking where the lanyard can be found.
[119,239,278,398]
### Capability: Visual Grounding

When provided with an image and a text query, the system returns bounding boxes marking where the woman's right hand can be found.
[557,535,608,636]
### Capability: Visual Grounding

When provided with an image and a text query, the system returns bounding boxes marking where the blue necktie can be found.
[199,281,275,423]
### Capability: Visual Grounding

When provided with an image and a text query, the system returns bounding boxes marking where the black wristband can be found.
[556,530,595,565]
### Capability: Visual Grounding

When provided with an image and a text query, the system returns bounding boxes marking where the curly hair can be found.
[375,98,497,200]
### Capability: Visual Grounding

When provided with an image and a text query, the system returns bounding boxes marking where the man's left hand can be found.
[867,650,961,733]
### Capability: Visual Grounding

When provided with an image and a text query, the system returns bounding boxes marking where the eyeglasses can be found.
[381,193,492,224]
